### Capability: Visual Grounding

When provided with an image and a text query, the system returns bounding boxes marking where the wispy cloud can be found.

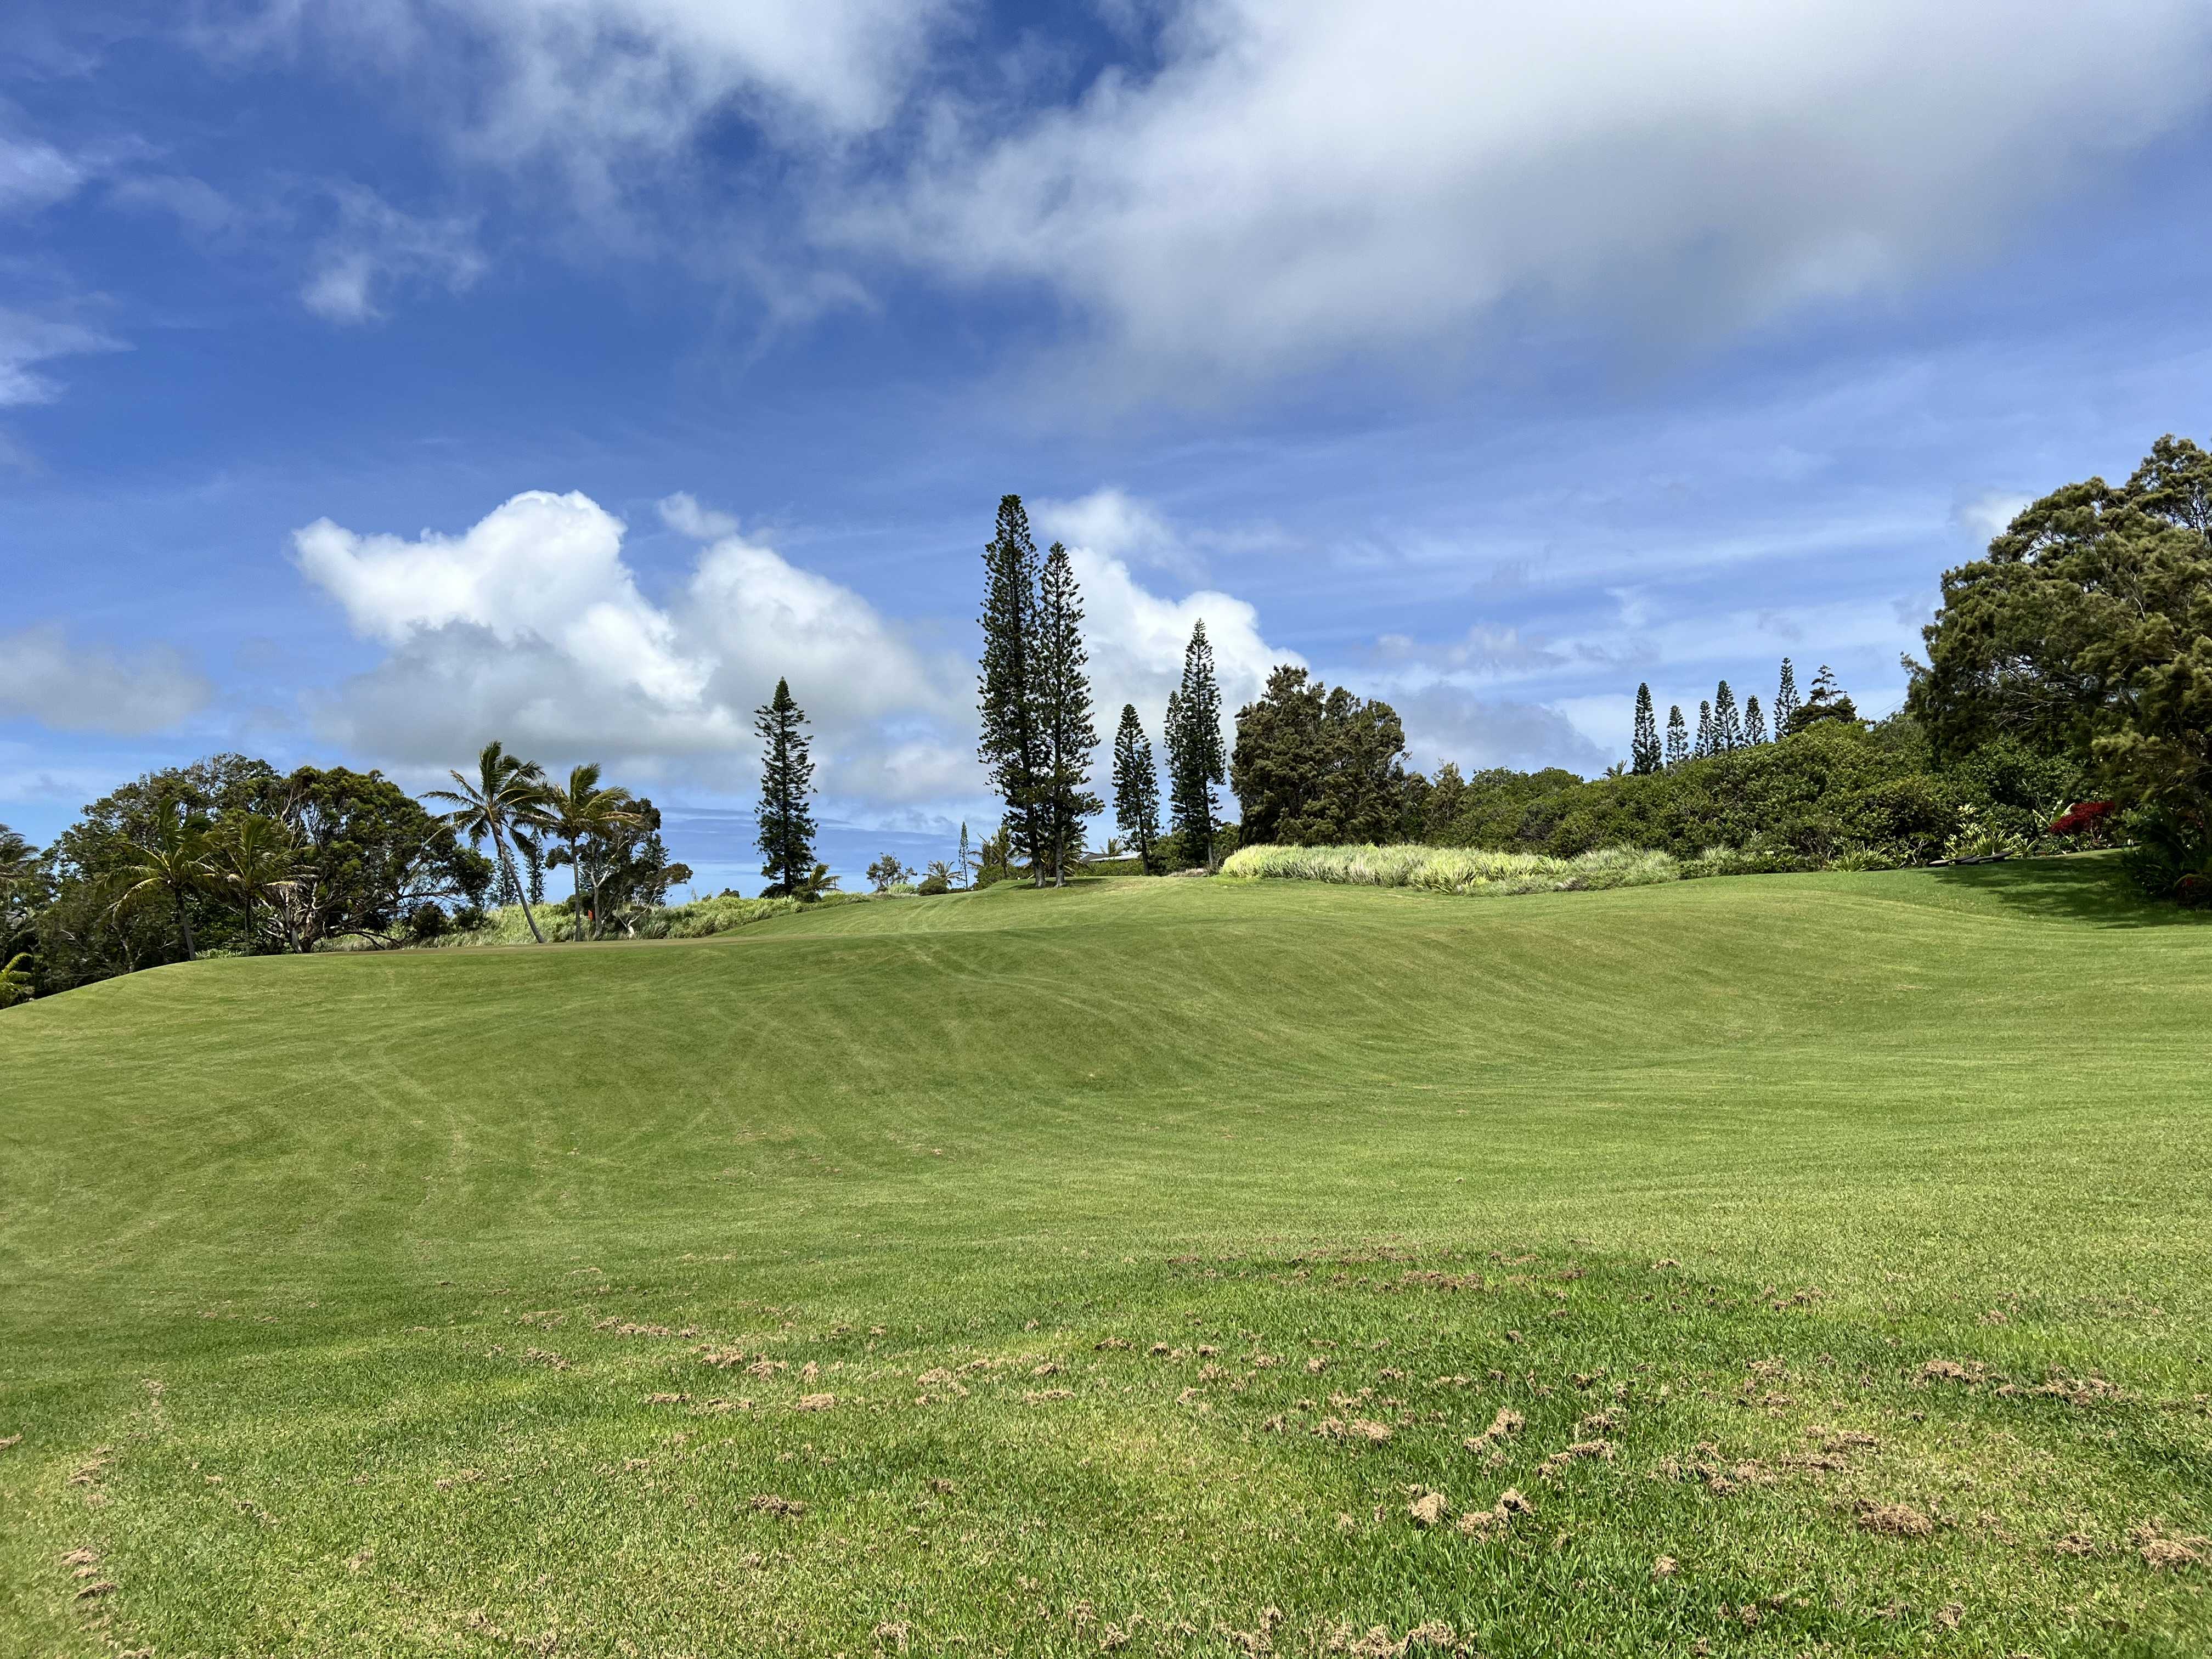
[0,309,125,407]
[301,186,486,324]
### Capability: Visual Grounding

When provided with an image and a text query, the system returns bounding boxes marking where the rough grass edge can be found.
[416,889,891,948]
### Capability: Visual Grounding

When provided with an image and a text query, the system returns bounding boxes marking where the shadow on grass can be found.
[1926,852,2211,929]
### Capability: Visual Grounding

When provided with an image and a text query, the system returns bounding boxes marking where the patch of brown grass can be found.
[1857,1502,1935,1538]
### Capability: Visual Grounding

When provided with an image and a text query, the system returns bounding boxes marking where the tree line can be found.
[0,746,693,1002]
[7,431,2208,1006]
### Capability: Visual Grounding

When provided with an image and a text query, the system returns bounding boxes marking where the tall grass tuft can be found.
[1219,842,1678,895]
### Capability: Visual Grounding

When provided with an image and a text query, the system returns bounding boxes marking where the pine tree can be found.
[1111,704,1162,873]
[1712,681,1743,752]
[1164,620,1225,867]
[1793,664,1860,732]
[1034,541,1102,887]
[753,677,818,898]
[1630,683,1661,774]
[1744,694,1767,745]
[977,495,1047,883]
[957,822,974,889]
[1773,658,1801,737]
[1664,704,1689,766]
[1692,700,1714,759]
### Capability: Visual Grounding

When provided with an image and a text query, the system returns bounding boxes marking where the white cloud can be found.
[1034,488,1190,575]
[0,625,213,735]
[257,0,955,184]
[658,491,740,540]
[847,0,2212,386]
[228,1,2212,391]
[0,311,124,407]
[294,489,971,805]
[294,488,1304,814]
[301,187,486,324]
[1066,546,1298,748]
[0,134,84,216]
[1953,490,2032,543]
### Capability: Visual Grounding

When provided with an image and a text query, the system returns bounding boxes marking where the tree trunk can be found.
[176,890,196,961]
[501,833,546,943]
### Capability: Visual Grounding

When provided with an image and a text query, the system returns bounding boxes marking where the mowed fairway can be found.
[3,862,2210,1657]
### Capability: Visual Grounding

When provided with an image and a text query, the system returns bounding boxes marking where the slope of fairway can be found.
[3,861,2210,1656]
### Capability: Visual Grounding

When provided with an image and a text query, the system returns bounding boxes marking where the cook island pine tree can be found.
[1665,704,1689,766]
[753,678,819,899]
[1035,541,1102,887]
[1164,620,1226,867]
[1693,699,1714,759]
[1745,694,1767,746]
[977,496,1048,885]
[1712,680,1745,753]
[1773,658,1802,736]
[1111,704,1162,873]
[1630,683,1661,774]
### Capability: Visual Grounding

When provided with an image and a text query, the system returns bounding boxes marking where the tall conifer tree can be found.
[977,496,1047,881]
[1165,620,1225,867]
[1664,704,1689,766]
[1111,704,1162,873]
[1712,680,1743,752]
[753,678,817,898]
[1773,658,1801,736]
[1034,541,1102,887]
[1744,693,1767,745]
[1630,683,1661,774]
[1693,699,1714,759]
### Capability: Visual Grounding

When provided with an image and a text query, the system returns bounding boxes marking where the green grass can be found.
[3,856,2210,1656]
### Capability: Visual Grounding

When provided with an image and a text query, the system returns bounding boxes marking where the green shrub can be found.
[2120,806,2212,905]
[1220,843,1678,895]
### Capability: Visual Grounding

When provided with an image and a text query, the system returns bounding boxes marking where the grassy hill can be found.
[3,860,2209,1655]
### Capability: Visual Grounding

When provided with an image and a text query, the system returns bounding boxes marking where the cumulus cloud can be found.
[1034,488,1190,575]
[1070,545,1299,746]
[294,488,1304,812]
[295,489,973,803]
[854,0,2212,385]
[0,625,212,735]
[0,311,124,407]
[658,490,739,541]
[301,187,486,324]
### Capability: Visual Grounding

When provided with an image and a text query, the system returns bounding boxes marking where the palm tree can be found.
[0,827,38,910]
[207,813,313,953]
[108,806,216,961]
[426,741,552,944]
[534,763,639,940]
[0,953,33,1008]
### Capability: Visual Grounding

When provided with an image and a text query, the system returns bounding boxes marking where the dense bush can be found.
[1416,720,2083,869]
[1221,842,1678,895]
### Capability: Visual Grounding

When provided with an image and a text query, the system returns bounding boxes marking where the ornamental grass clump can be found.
[1219,843,1677,895]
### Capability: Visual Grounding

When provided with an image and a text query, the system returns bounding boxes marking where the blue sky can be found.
[5,1,2212,894]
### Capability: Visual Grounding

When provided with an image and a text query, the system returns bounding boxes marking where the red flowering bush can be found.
[2047,800,2117,845]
